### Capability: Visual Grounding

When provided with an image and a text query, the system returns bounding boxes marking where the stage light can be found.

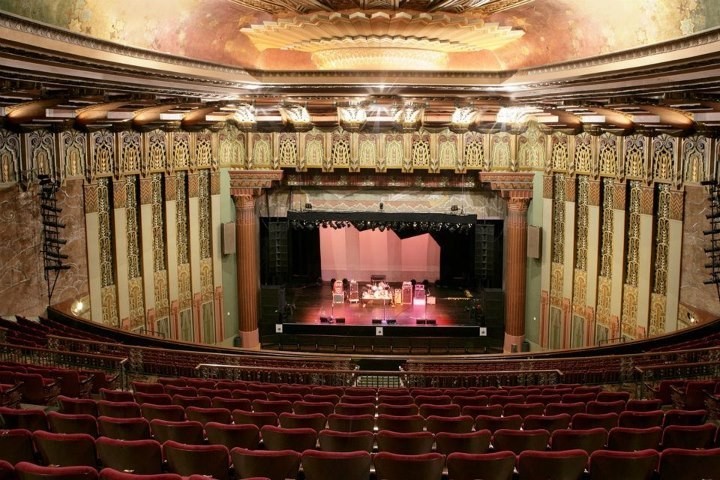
[450,205,459,212]
[305,203,312,210]
[379,225,386,232]
[379,202,384,211]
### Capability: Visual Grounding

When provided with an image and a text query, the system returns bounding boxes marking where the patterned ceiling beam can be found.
[229,170,283,196]
[479,171,534,199]
[283,171,478,189]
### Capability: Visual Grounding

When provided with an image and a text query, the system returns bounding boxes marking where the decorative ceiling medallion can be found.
[242,11,525,70]
[229,0,533,15]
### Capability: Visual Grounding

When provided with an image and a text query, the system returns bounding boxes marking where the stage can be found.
[261,282,505,354]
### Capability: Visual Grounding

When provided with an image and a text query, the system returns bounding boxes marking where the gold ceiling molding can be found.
[229,0,532,15]
[242,11,525,70]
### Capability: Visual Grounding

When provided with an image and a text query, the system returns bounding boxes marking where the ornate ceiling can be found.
[0,0,719,134]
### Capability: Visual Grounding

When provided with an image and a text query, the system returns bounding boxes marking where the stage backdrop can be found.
[320,226,440,282]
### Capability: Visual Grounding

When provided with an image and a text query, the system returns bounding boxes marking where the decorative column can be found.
[480,172,534,353]
[229,170,283,349]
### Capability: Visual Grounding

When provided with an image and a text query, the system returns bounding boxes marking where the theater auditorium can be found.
[1,1,720,479]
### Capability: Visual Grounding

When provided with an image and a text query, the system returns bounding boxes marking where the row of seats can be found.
[1,432,720,480]
[4,407,718,454]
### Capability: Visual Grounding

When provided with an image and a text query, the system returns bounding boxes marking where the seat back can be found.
[0,407,48,432]
[376,414,425,433]
[163,440,230,480]
[376,430,434,454]
[301,450,371,480]
[658,447,720,480]
[15,462,98,480]
[0,428,36,465]
[150,419,205,445]
[140,404,185,423]
[259,425,318,452]
[661,424,717,450]
[95,437,163,475]
[589,449,659,480]
[57,397,98,417]
[278,412,327,431]
[551,427,608,455]
[373,452,444,480]
[96,401,141,419]
[97,416,150,441]
[492,428,550,455]
[425,415,474,434]
[204,422,260,450]
[47,412,98,437]
[327,413,374,432]
[230,447,300,480]
[607,426,662,452]
[185,407,232,425]
[446,451,515,480]
[33,430,97,468]
[435,430,492,455]
[317,429,374,453]
[517,449,588,480]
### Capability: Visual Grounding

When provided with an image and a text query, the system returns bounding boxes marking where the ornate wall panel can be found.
[550,133,569,171]
[175,172,190,265]
[437,132,458,171]
[119,131,142,175]
[624,134,646,180]
[574,133,592,174]
[682,135,709,184]
[60,130,86,180]
[384,134,403,170]
[218,125,245,168]
[251,133,272,169]
[625,181,641,287]
[411,132,431,171]
[490,132,512,171]
[652,134,677,183]
[599,133,618,176]
[305,131,324,170]
[575,176,589,270]
[464,132,485,170]
[146,130,168,173]
[27,129,56,179]
[90,130,115,178]
[358,134,377,169]
[195,130,214,168]
[551,174,566,264]
[331,131,351,170]
[599,178,615,278]
[172,131,192,170]
[0,129,20,184]
[278,133,298,169]
[518,123,545,170]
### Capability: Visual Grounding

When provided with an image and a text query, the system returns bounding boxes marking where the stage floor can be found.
[286,283,482,327]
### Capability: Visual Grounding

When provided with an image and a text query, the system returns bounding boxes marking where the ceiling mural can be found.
[0,0,718,72]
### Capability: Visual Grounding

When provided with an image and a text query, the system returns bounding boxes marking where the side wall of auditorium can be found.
[0,124,718,349]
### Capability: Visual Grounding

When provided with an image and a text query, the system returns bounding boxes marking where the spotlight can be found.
[450,205,459,212]
[379,202,384,211]
[304,203,312,210]
[379,225,385,232]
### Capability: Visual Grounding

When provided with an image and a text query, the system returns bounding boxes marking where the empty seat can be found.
[340,396,376,406]
[96,401,140,419]
[185,406,232,425]
[374,452,444,480]
[303,394,341,405]
[492,428,550,455]
[0,407,48,432]
[16,374,59,406]
[327,413,374,433]
[523,413,571,434]
[163,441,230,480]
[0,428,36,465]
[587,400,626,415]
[662,409,707,428]
[607,426,662,452]
[260,425,317,452]
[99,390,134,403]
[488,395,524,407]
[462,405,503,418]
[33,430,97,468]
[15,462,98,480]
[0,460,12,480]
[97,416,150,441]
[57,397,98,417]
[164,386,197,397]
[626,399,662,412]
[376,414,425,433]
[140,404,185,423]
[589,449,659,480]
[546,402,586,417]
[230,447,300,480]
[47,412,98,437]
[452,395,489,409]
[475,414,523,433]
[172,395,211,409]
[150,419,205,445]
[376,430,434,454]
[661,423,717,450]
[334,403,375,416]
[292,401,334,416]
[95,437,164,475]
[131,382,165,395]
[414,395,452,407]
[210,397,250,411]
[425,415,474,434]
[301,449,371,480]
[571,412,618,431]
[658,447,720,480]
[618,410,664,429]
[317,429,374,453]
[377,396,414,406]
[435,430,492,455]
[446,451,515,480]
[268,393,302,403]
[232,410,278,429]
[377,404,419,416]
[251,400,293,416]
[205,422,259,450]
[517,449,588,480]
[278,412,326,431]
[551,427,608,455]
[419,404,461,418]
[98,469,181,480]
[596,391,631,403]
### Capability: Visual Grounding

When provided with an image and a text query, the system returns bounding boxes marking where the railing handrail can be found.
[0,341,128,363]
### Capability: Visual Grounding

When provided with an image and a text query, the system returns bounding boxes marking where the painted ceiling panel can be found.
[0,0,718,72]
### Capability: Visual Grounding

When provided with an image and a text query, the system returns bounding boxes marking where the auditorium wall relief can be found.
[0,122,719,349]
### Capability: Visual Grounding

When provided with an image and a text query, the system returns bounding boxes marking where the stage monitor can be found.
[335,317,345,324]
[386,319,397,325]
[372,319,383,325]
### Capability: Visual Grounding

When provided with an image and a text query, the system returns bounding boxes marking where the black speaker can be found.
[335,317,345,324]
[372,319,382,325]
[320,316,330,324]
[416,319,426,325]
[386,319,397,325]
[426,319,436,326]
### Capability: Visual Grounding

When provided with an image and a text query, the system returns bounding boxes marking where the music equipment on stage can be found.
[333,280,344,304]
[413,284,426,306]
[348,280,359,303]
[401,281,413,304]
